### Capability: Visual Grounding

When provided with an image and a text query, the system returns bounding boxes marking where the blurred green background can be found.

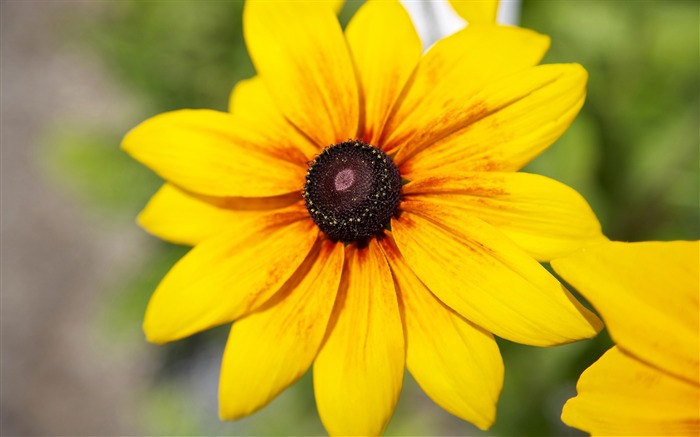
[2,0,697,435]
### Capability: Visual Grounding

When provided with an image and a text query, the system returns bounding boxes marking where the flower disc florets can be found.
[303,141,402,243]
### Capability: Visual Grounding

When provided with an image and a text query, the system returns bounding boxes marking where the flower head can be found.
[123,0,604,434]
[552,241,700,436]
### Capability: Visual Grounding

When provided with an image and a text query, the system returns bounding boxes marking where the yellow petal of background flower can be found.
[392,208,602,346]
[398,64,587,175]
[138,184,280,246]
[552,241,700,385]
[345,0,422,145]
[122,109,306,197]
[328,0,345,14]
[381,25,549,154]
[219,240,344,420]
[449,0,499,25]
[228,77,318,157]
[314,241,404,436]
[143,207,318,344]
[244,1,359,146]
[403,172,605,261]
[379,236,503,430]
[562,346,700,436]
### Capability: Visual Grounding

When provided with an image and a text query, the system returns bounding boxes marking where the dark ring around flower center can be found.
[303,140,402,243]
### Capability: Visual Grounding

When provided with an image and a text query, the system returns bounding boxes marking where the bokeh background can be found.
[2,0,698,435]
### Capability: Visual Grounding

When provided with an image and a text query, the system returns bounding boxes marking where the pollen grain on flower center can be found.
[303,140,402,243]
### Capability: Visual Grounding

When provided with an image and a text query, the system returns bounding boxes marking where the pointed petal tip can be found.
[143,300,194,345]
[143,318,169,345]
[542,33,552,51]
[533,292,604,347]
[473,414,496,431]
[218,394,248,422]
[135,207,167,242]
[217,397,251,422]
[567,286,605,340]
[586,308,605,336]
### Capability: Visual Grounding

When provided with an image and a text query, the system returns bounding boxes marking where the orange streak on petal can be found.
[313,240,404,436]
[218,238,344,420]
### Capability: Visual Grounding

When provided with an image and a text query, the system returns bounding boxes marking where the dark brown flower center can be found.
[303,140,402,243]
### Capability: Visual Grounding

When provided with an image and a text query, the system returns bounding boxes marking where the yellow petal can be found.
[398,63,587,175]
[219,239,344,419]
[190,191,302,212]
[122,109,306,197]
[381,25,549,154]
[138,184,285,246]
[328,0,345,14]
[143,206,318,343]
[379,236,503,430]
[345,0,422,145]
[552,241,700,385]
[403,172,605,261]
[449,0,499,25]
[228,76,318,157]
[313,241,404,436]
[562,346,700,436]
[392,208,602,346]
[244,1,359,146]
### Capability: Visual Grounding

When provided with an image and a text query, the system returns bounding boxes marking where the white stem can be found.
[401,0,522,50]
[498,0,522,27]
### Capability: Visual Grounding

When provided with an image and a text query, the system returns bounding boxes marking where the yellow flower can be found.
[123,0,604,434]
[552,241,700,436]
